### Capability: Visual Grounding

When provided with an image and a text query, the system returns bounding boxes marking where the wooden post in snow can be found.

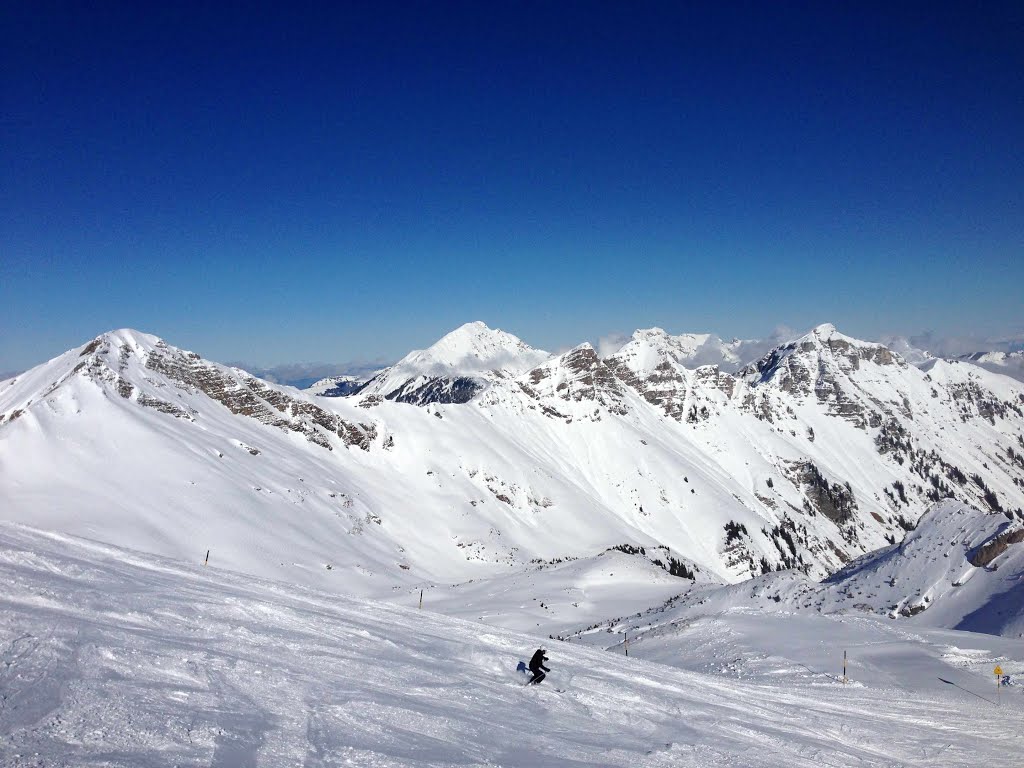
[624,631,629,657]
[204,549,210,566]
[419,589,423,610]
[843,650,847,684]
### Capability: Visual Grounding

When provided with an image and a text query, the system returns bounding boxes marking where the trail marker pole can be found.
[994,665,1003,706]
[843,650,847,684]
[624,631,628,657]
[419,589,423,610]
[204,550,209,566]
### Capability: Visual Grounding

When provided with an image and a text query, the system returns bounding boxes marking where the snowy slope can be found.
[423,545,713,637]
[823,500,1024,636]
[562,501,1024,643]
[1,324,1023,627]
[957,351,1024,384]
[355,321,552,404]
[2,523,1021,768]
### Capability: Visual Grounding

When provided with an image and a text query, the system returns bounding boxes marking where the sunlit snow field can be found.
[1,524,1021,767]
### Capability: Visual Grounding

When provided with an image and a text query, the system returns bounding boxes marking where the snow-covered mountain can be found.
[2,323,1023,637]
[354,321,552,404]
[306,373,372,397]
[955,350,1024,383]
[602,328,774,373]
[878,334,1024,382]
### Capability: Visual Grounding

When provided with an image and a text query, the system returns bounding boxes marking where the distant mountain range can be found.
[2,321,1022,637]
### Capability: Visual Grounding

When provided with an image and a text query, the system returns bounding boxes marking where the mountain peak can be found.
[632,327,670,341]
[609,329,723,374]
[420,322,543,368]
[1,329,380,453]
[793,323,857,346]
[789,323,887,353]
[354,323,551,405]
[81,328,163,354]
[743,322,906,400]
[630,328,711,346]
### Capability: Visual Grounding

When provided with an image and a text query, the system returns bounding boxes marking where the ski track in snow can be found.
[1,524,1021,767]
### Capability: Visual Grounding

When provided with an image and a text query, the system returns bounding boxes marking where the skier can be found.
[528,647,549,685]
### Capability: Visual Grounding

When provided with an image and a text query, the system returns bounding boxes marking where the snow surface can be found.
[2,325,1023,625]
[560,501,1024,653]
[2,523,1022,768]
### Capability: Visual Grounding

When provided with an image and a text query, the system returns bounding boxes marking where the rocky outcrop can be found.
[144,346,376,451]
[605,356,687,420]
[370,375,482,405]
[517,345,629,419]
[969,524,1024,568]
[790,461,857,526]
[948,379,1023,424]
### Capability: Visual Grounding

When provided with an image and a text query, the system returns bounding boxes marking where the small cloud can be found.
[722,325,798,369]
[596,332,630,358]
[882,330,1024,359]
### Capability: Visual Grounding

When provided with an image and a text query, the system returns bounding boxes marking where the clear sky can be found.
[2,2,1022,372]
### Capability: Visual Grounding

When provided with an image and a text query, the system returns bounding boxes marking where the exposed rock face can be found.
[16,332,379,453]
[136,393,195,419]
[517,345,629,418]
[740,325,902,428]
[604,330,738,423]
[692,365,736,399]
[948,379,1023,424]
[792,461,857,526]
[557,346,623,403]
[144,342,376,451]
[360,374,482,405]
[605,356,687,419]
[969,524,1024,568]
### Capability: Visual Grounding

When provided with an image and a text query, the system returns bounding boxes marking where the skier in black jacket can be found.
[528,647,549,685]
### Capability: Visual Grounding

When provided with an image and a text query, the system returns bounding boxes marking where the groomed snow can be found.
[1,524,1021,767]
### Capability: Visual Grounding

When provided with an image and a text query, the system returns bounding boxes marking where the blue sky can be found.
[2,2,1022,372]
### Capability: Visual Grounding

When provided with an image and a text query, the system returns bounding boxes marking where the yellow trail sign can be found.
[994,665,1003,676]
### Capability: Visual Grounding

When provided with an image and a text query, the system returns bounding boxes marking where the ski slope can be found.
[1,523,1021,767]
